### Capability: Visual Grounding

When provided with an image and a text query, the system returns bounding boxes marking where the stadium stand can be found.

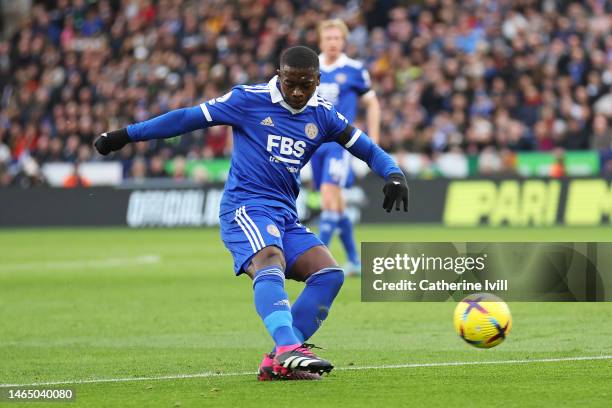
[0,0,611,186]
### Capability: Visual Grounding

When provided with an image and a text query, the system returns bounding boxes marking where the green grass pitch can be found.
[1,226,611,407]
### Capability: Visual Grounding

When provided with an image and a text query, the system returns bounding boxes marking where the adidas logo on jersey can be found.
[260,116,274,126]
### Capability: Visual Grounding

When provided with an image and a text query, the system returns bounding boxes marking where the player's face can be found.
[277,66,320,110]
[319,27,345,59]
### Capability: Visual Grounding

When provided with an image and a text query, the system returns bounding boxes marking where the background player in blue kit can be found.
[94,46,407,381]
[311,19,382,277]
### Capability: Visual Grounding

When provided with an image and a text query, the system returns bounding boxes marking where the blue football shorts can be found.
[310,142,354,191]
[220,205,323,275]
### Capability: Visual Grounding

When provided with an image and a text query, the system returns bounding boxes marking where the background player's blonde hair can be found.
[317,19,349,40]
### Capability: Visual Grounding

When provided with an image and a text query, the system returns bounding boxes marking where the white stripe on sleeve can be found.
[344,129,362,148]
[199,103,213,122]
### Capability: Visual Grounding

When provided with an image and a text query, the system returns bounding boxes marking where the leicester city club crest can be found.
[305,123,318,139]
[267,224,281,237]
[335,73,347,84]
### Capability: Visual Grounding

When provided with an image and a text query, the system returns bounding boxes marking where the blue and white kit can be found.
[126,75,398,274]
[311,53,374,190]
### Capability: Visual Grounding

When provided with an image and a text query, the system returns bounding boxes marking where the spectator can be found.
[191,165,209,184]
[550,149,566,178]
[590,114,612,151]
[563,119,589,150]
[62,162,90,188]
[129,157,147,182]
[478,146,502,175]
[172,155,187,180]
[0,0,609,187]
[148,155,168,178]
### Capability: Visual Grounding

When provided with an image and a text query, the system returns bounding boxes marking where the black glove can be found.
[94,128,130,155]
[382,172,409,212]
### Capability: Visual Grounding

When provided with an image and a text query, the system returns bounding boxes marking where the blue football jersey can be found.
[126,74,399,217]
[199,76,350,216]
[317,53,373,123]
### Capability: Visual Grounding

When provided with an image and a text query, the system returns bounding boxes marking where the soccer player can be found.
[311,19,381,276]
[94,46,408,381]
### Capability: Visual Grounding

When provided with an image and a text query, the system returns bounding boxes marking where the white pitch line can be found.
[1,355,610,388]
[339,355,612,371]
[0,255,161,272]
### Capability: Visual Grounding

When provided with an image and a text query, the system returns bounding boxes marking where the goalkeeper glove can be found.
[94,128,130,155]
[382,173,409,212]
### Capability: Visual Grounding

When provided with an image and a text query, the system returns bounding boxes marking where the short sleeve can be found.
[198,86,246,127]
[355,66,372,96]
[323,105,350,142]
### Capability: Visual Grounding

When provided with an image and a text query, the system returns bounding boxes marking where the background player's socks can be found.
[291,268,344,341]
[253,266,301,346]
[338,212,360,265]
[319,210,340,245]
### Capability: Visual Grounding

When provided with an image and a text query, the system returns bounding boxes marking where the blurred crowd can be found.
[1,0,611,186]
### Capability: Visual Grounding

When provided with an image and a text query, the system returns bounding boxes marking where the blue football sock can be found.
[252,266,301,347]
[291,268,345,341]
[319,210,340,246]
[338,212,359,264]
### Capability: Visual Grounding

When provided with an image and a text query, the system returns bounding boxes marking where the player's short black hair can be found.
[280,46,319,70]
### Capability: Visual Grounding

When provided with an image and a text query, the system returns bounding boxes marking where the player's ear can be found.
[316,72,321,86]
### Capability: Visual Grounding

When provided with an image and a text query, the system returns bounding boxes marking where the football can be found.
[454,293,512,348]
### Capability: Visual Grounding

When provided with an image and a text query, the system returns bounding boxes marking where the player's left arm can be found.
[337,123,408,212]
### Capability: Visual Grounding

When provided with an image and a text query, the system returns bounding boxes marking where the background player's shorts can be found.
[310,142,354,191]
[220,205,323,275]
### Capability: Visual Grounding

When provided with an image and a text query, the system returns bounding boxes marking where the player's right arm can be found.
[361,91,381,144]
[94,88,246,155]
[356,65,380,144]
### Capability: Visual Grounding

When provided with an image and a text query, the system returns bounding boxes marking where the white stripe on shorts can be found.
[234,208,259,252]
[239,206,266,249]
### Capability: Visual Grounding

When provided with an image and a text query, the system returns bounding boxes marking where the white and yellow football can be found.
[453,293,512,348]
